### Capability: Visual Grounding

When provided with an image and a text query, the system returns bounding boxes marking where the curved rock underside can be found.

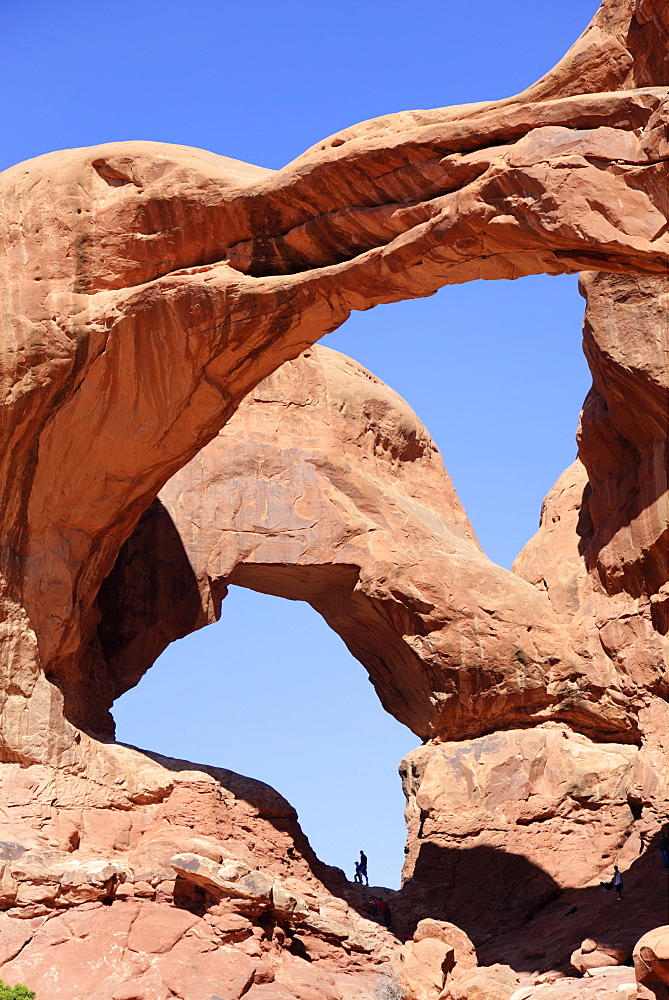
[98,343,596,744]
[96,271,669,970]
[0,0,667,996]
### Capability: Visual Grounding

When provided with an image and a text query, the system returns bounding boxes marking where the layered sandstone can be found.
[96,274,667,948]
[98,345,601,743]
[67,272,668,993]
[0,742,397,998]
[515,273,669,698]
[0,0,667,996]
[397,270,668,968]
[0,3,666,773]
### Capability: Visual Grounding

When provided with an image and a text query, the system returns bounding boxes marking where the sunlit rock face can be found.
[100,275,668,976]
[399,726,654,934]
[0,3,666,768]
[0,0,667,995]
[0,742,397,998]
[398,270,668,966]
[98,344,597,744]
[515,272,669,694]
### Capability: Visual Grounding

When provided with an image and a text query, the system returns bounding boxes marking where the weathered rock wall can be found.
[96,274,667,976]
[0,0,667,996]
[398,270,668,968]
[97,345,601,744]
[0,741,395,998]
[0,5,666,770]
[516,273,668,689]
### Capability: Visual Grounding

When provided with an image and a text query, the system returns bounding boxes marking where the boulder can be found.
[440,963,519,1000]
[634,926,669,999]
[270,883,311,922]
[170,852,273,903]
[398,936,456,1000]
[571,937,629,973]
[413,918,477,972]
[509,965,637,999]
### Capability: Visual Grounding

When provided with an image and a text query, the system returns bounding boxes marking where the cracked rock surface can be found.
[0,0,667,996]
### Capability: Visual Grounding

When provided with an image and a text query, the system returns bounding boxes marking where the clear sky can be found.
[2,0,598,888]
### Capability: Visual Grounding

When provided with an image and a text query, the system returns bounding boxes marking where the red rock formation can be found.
[395,269,668,961]
[634,926,669,999]
[0,743,397,998]
[390,918,478,999]
[91,272,667,987]
[0,0,666,996]
[0,9,666,769]
[96,270,667,924]
[97,345,601,743]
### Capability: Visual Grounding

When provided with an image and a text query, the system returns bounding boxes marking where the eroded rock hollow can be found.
[0,0,667,996]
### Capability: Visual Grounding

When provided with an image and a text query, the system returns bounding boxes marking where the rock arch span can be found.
[0,0,666,767]
[96,342,606,745]
[0,0,667,994]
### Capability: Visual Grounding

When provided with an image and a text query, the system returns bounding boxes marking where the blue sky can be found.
[2,0,598,887]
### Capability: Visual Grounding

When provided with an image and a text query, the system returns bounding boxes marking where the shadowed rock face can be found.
[516,272,669,705]
[0,0,667,996]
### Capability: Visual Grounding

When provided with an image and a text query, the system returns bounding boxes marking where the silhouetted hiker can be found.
[359,850,368,886]
[613,865,624,899]
[353,861,363,883]
[659,828,669,869]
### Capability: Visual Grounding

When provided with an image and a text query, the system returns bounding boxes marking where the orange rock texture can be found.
[0,0,667,996]
[99,345,589,742]
[97,275,668,982]
[0,0,666,767]
[396,267,668,977]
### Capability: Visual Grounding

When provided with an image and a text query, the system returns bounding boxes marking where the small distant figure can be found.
[613,865,624,900]
[353,861,363,883]
[358,850,369,886]
[659,828,669,869]
[600,865,624,897]
[369,897,392,929]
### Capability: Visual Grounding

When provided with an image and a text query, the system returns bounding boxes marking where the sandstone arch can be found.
[0,0,666,768]
[96,343,618,745]
[95,270,668,953]
[0,1,667,994]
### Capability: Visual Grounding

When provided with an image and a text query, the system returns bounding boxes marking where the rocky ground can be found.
[0,740,666,998]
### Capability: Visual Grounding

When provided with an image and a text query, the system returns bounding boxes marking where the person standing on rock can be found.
[353,861,363,883]
[659,828,669,869]
[359,850,369,886]
[613,865,624,899]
